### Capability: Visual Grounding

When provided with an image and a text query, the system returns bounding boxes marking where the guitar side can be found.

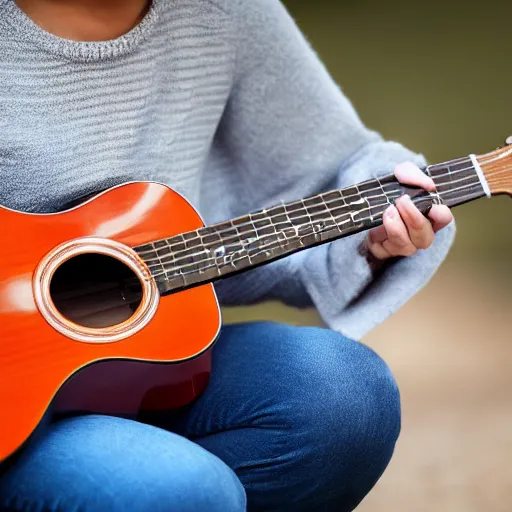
[0,182,221,462]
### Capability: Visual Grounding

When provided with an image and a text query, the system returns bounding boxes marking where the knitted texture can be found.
[0,0,455,339]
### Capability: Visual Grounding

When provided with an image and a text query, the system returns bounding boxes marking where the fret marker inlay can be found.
[134,155,487,296]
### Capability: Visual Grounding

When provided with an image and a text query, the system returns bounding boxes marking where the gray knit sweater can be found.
[0,0,455,340]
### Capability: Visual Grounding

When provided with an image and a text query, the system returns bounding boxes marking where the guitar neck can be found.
[135,154,487,295]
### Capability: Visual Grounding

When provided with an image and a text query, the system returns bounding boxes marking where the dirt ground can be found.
[360,264,512,512]
[223,261,512,511]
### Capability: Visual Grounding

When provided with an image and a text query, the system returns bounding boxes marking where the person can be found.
[0,0,454,510]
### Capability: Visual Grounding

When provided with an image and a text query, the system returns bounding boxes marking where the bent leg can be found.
[0,415,245,512]
[169,322,401,512]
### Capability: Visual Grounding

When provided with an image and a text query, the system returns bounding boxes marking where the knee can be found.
[288,325,401,455]
[277,326,400,503]
[208,322,400,510]
[223,322,401,452]
[152,445,246,512]
[252,323,400,472]
[0,415,246,512]
[270,325,401,508]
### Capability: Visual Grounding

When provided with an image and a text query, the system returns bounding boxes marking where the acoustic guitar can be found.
[1,140,511,462]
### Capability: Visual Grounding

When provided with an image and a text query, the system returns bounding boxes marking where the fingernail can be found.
[425,178,436,191]
[400,194,412,205]
[386,206,397,219]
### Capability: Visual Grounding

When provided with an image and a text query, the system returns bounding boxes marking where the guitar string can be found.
[50,175,484,310]
[145,172,483,276]
[139,163,481,273]
[51,166,479,304]
[145,185,401,268]
[161,180,485,283]
[484,166,512,182]
[478,148,512,166]
[485,166,512,177]
[154,174,481,278]
[469,153,512,188]
[52,168,486,306]
[148,177,483,282]
[142,169,482,272]
[40,155,508,311]
[52,156,508,306]
[139,160,480,263]
[136,158,476,260]
[488,179,512,186]
[476,150,512,187]
[134,177,401,258]
[152,182,484,287]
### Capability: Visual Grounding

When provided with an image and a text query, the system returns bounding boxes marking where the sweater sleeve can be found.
[202,0,455,340]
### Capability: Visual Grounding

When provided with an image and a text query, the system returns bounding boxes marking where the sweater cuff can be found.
[297,231,376,327]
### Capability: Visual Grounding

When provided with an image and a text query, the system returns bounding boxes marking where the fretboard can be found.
[135,155,486,295]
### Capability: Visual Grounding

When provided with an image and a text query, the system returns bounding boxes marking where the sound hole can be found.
[50,254,143,329]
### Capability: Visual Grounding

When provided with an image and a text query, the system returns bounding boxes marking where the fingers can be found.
[394,161,436,191]
[367,228,393,260]
[394,162,454,233]
[368,224,387,243]
[381,205,417,257]
[396,195,435,249]
[366,161,454,261]
[428,204,453,232]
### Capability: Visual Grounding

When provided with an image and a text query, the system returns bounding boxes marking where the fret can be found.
[280,203,299,247]
[299,199,313,227]
[134,154,489,295]
[428,157,485,208]
[337,184,371,228]
[263,209,285,253]
[152,240,167,276]
[172,236,188,251]
[159,253,176,267]
[319,192,342,235]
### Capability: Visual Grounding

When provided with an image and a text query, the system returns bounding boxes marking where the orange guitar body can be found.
[0,182,221,462]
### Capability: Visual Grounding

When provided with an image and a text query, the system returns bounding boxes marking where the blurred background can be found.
[223,1,512,510]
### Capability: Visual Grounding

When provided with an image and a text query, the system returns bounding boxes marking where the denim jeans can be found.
[0,322,401,511]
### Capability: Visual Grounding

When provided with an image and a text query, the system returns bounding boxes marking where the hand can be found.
[366,162,454,260]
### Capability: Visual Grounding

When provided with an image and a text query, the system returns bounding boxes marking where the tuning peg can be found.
[506,136,512,145]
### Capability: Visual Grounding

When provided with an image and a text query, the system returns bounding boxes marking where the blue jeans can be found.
[0,322,401,512]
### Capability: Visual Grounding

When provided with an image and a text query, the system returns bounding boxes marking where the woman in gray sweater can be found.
[0,0,453,510]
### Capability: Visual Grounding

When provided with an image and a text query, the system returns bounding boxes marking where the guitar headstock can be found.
[477,137,512,197]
